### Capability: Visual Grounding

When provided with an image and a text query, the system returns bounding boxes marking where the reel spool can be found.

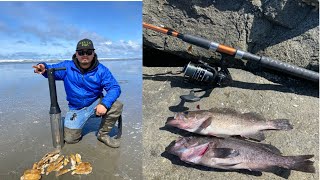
[182,61,232,87]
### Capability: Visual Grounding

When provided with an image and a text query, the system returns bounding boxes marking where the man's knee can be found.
[64,127,82,144]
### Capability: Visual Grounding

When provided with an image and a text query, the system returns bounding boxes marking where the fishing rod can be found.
[143,22,319,83]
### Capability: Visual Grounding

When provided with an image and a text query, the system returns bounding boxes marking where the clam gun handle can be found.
[180,34,319,82]
[47,67,66,114]
[53,67,67,71]
[47,67,66,149]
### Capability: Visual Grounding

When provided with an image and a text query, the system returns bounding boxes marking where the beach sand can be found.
[0,60,142,180]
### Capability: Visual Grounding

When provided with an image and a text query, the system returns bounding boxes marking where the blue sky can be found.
[0,1,142,60]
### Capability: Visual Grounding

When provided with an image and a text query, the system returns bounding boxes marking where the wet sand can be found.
[0,60,142,180]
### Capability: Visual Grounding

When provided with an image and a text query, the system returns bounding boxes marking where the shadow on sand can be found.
[143,70,319,99]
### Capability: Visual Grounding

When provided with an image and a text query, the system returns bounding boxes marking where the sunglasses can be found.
[77,49,94,56]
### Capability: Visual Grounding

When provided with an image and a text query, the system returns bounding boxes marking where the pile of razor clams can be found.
[21,149,92,180]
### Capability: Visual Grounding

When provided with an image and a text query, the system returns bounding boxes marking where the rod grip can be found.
[181,34,212,49]
[260,56,319,82]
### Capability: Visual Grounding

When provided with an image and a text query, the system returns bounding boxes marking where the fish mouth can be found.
[166,117,175,124]
[165,113,184,126]
[180,142,210,163]
[165,140,178,154]
[174,112,186,120]
[166,137,210,158]
[165,137,187,155]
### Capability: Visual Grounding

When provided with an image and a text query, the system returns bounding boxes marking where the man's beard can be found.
[80,61,89,65]
[80,59,90,65]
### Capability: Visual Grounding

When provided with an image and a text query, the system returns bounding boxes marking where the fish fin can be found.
[241,112,265,121]
[200,117,212,129]
[214,134,230,138]
[206,148,239,158]
[194,117,212,134]
[244,132,265,141]
[215,162,241,167]
[271,167,291,179]
[258,143,282,155]
[286,155,315,173]
[209,108,239,115]
[209,108,266,122]
[253,166,291,179]
[268,119,293,130]
[256,165,288,174]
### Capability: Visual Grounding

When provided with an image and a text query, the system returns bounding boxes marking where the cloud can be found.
[104,41,112,45]
[20,23,82,43]
[0,2,142,59]
[51,42,67,48]
[5,52,42,59]
[95,39,142,58]
[15,40,26,44]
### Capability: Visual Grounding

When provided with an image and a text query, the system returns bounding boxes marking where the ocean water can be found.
[0,59,142,180]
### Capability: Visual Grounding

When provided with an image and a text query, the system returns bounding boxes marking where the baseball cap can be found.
[76,38,95,50]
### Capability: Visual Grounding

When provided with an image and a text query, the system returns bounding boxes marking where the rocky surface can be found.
[143,0,319,71]
[142,67,319,180]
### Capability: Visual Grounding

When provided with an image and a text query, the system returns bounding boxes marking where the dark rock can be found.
[143,0,319,72]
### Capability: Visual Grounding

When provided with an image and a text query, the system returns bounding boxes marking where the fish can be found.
[166,136,315,174]
[166,108,293,141]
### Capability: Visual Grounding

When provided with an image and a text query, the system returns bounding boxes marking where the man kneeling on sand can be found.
[32,38,123,148]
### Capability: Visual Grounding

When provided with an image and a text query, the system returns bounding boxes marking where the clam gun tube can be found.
[47,67,66,149]
[143,22,319,82]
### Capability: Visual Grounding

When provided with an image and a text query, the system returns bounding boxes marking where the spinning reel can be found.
[183,60,232,87]
[180,59,232,102]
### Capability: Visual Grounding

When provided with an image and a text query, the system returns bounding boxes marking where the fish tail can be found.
[286,155,315,173]
[268,119,293,130]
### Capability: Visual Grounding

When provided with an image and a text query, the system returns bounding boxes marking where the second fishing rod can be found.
[143,22,319,83]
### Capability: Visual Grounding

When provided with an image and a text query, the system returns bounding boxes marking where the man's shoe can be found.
[97,132,121,148]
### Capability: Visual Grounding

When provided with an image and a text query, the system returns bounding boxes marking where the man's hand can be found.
[32,64,46,74]
[95,104,108,116]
